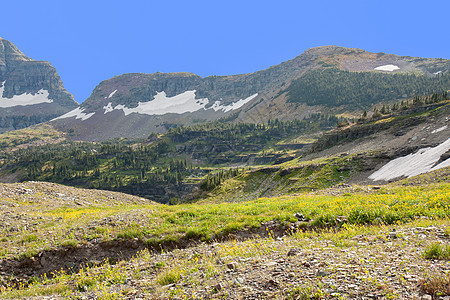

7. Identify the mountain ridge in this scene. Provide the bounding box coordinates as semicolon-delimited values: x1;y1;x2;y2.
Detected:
50;45;449;141
0;37;78;133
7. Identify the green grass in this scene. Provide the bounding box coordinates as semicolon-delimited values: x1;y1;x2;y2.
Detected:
156;269;181;285
1;177;450;261
423;243;450;260
0;124;64;153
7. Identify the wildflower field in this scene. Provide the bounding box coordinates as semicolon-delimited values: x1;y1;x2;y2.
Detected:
0;176;449;299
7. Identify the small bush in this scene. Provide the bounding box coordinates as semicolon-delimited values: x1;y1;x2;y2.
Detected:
222;222;244;235
61;239;79;247
156;269;181;286
185;228;208;240
117;228;143;239
286;284;325;299
419;273;450;296
76;276;96;291
145;237;163;248
21;234;38;243
424;243;450;260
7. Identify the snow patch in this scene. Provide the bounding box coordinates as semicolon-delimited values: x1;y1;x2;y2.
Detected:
0;81;52;108
374;64;400;72
432;125;447;134
369;138;450;181
119;91;208;116
103;102;114;114
103;90;258;116
108;90;117;99
210;94;258;112
52;107;95;121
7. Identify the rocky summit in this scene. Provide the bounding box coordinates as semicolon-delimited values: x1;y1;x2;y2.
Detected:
51;45;450;141
0;37;77;133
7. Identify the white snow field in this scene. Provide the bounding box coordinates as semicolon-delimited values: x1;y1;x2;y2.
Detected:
103;102;114;114
369;137;450;181
52;107;95;121
210;94;258;113
102;90;258;116
108;89;117;99
374;64;400;72
0;81;52;108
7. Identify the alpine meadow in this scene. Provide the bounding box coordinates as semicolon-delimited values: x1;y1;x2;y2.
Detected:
0;5;450;299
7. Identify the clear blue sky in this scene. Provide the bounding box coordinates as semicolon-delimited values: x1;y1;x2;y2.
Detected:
1;0;449;103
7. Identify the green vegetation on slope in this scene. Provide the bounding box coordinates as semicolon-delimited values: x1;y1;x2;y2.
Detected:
202;153;375;203
286;68;450;107
1;176;449;261
0;116;340;203
312;95;450;153
0;124;64;155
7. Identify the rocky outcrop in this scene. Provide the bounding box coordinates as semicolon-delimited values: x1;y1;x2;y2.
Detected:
0;37;78;133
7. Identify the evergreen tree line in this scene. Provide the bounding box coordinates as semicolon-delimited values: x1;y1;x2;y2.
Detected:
359;91;450;121
287;68;450;108
3;116;343;201
200;168;241;191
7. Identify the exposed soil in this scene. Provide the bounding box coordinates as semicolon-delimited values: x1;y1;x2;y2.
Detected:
0;220;294;285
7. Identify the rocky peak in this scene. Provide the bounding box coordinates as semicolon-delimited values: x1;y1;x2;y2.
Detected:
0;37;78;133
0;37;33;68
303;45;366;56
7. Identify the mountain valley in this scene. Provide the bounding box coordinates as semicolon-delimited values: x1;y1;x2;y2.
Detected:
0;41;449;299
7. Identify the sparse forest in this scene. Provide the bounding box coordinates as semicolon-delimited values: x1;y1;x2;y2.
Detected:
287;68;450;107
1;115;341;203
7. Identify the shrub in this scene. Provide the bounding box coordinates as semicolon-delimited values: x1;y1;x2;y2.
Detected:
419;273;450;296
424;243;450;260
156;269;181;285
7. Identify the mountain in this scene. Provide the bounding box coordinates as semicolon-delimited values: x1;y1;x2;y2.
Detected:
51;45;450;141
0;37;78;133
2;92;449;204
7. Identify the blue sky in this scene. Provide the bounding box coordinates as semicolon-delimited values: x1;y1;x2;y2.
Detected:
1;0;449;103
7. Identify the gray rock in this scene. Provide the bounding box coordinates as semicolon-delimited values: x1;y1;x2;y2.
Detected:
40;256;47;267
421;295;432;300
227;262;238;270
287;248;299;256
265;261;278;267
388;232;398;239
294;213;308;221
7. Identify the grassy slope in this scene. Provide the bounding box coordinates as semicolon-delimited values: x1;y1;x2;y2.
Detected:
1;169;449;261
1;169;449;298
0;124;65;155
201;152;376;203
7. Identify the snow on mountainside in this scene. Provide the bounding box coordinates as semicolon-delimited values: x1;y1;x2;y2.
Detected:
52;107;95;121
369;137;450;181
374;64;400;72
0;37;77;133
57;90;259;120
50;45;450;141
0;81;52;108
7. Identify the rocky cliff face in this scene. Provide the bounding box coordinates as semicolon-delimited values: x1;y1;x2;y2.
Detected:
0;37;77;133
52;45;450;141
